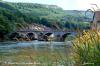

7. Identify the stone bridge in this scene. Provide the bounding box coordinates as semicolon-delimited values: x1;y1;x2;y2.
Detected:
9;30;77;41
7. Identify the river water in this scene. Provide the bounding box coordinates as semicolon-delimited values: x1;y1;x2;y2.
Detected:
0;41;72;53
0;41;73;66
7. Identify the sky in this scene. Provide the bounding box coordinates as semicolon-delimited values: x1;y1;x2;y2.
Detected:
3;0;100;10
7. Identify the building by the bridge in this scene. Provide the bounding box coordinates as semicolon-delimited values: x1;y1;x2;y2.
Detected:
91;10;100;31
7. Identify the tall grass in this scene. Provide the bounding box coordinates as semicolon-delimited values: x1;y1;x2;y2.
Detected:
72;30;100;66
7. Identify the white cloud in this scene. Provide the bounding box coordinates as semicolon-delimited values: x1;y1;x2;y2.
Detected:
75;0;100;10
57;0;100;10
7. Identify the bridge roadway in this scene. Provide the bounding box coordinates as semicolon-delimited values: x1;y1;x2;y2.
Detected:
16;30;71;33
16;30;74;36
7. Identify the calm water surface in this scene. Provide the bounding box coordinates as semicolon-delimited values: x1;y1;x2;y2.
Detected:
0;41;72;53
0;41;73;66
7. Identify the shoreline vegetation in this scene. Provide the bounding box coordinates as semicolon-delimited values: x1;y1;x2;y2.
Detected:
72;30;100;66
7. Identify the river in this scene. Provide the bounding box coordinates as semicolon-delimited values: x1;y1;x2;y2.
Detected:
0;41;73;66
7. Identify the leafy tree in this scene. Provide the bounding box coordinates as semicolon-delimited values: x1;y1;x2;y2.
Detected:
0;15;13;33
40;18;50;27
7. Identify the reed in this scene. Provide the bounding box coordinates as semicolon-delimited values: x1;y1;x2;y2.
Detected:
72;30;100;66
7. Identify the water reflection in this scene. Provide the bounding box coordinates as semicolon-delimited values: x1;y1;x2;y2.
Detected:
0;41;72;54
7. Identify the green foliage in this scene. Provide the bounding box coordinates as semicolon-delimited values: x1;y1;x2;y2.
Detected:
0;15;12;33
0;1;91;40
10;2;65;19
8;2;91;29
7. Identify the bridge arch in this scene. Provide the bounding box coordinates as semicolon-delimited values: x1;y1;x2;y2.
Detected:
61;32;71;41
26;32;38;40
9;32;24;40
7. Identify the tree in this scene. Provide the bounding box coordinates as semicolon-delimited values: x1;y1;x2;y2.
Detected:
40;18;50;27
0;15;13;33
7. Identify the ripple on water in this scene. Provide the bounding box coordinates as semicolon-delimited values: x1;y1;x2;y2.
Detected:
0;41;72;54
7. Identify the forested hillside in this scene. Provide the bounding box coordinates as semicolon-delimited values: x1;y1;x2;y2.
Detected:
0;1;92;40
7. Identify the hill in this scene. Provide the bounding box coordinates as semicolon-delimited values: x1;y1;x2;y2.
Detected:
0;2;91;40
9;2;91;28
